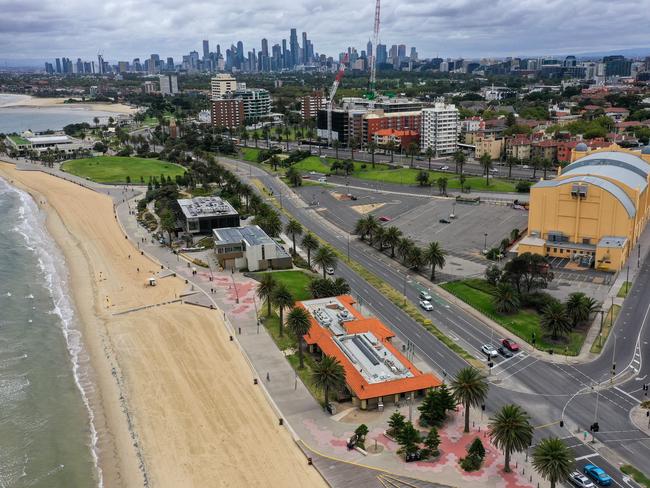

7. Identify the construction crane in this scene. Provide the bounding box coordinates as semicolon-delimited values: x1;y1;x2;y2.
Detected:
367;0;381;100
327;53;348;146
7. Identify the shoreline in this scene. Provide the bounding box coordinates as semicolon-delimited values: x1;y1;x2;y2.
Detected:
0;93;137;114
0;161;327;487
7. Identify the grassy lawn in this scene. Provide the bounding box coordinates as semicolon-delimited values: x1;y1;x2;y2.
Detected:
292;156;331;173
241;147;261;162
441;279;586;355
254;270;314;302
621;465;650;488
61;156;185;184
617;282;631;298
8;135;30;145
590;304;620;354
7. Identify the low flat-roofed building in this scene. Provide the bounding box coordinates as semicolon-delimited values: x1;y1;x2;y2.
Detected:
213;225;292;272
300;295;441;410
177;197;240;234
6;133;90;155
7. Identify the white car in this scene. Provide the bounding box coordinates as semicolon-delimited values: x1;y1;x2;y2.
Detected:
568;471;595;488
481;344;498;358
325;266;335;275
440;165;450;171
419;290;432;301
318;177;327;183
419;300;433;311
489;168;499;173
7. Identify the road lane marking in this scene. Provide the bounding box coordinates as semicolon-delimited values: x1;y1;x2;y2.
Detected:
614;386;640;403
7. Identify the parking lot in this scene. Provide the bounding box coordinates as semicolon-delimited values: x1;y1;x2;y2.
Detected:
390;199;530;257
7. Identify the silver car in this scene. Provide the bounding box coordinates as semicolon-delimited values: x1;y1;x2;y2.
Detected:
481;344;498;358
419;300;433;311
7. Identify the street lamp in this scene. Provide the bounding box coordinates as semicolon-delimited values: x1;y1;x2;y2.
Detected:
483;233;488;254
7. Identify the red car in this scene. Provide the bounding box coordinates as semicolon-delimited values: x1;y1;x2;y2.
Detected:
501;338;520;352
379;216;391;222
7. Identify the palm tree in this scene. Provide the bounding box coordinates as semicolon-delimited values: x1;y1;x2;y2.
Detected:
541;158;553;179
565;292;592;328
257;273;277;316
406;142;419;168
354;215;378;242
436;177;448;196
531;437;575;488
397;237;414;264
283;125;291;151
285;219;303;254
408;246;426;271
451;367;489;433
384;226;403;258
301;233;319;267
272;283;294;337
252;131;260;147
312;354;346;408
493;283;521;313
332;139;341;159
349;136;358;160
426;147;435;171
480;153;493;186
286;166;302;187
424;242;446;281
506;156;517;178
385;140;398;163
531;156;541;179
368;141;377;168
286;306;312;368
489;404;534;473
313;245;337;279
541;302;571;340
453;150;466;174
372;226;386;250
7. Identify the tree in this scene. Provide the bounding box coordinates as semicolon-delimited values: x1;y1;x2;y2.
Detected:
397;237;414;264
433;177;446;196
354;424;369;448
424;242;446;281
253;212;282;237
342;159;354;176
287;306;312;368
286;219;303;254
301;232;319;267
349;136;358;161
485;264;502;286
332;139;341;159
257;273;277;316
451;367;489;433
313;245;337;279
565;292;596;328
354;215;379;242
312;354;345;408
422;427;441;458
489;404;534;473
468;437;486;459
368;141;377;168
396;421;421;456
541;302;571;340
510;228;520;242
272;283;294;337
480;153;493;186
160;210;176;247
408;246;426;271
541;158;553;179
453;150;466;174
493;283;521;313
531;156;541;179
309;277;350;298
416;170;430;186
384;226;403;258
286;166;302;187
418;384;456;427
503;253;553;294
461;437;486;471
407;142;419;168
531;437;575;488
372;226;386;250
387;411;406;437
506;156;517;178
426;147;435;171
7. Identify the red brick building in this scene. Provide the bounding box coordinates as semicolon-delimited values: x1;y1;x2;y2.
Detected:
211;99;245;129
364;111;421;145
372;129;420;149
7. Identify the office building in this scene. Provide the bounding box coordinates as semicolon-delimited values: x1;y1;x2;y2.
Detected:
176;197;240;234
143;81;157;94
213;225;292;272
517;145;650;271
210;73;237;100
300;296;441;410
420;102;460;155
159;74;179;96
289;28;299;68
211;99;245;128
301;93;326;119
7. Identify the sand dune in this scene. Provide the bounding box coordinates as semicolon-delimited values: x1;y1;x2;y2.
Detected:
0;163;325;488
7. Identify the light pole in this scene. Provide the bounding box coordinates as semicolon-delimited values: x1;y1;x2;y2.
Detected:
483;232;488;254
611;332;617;379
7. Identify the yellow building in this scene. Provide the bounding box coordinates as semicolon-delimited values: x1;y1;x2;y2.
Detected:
475;135;504;160
518;144;650;271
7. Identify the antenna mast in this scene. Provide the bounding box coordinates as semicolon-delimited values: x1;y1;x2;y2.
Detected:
368;0;380;98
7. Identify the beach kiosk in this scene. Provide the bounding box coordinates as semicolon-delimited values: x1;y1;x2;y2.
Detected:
148;276;157;287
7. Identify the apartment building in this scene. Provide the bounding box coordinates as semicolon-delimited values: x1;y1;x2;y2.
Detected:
420;102;460;155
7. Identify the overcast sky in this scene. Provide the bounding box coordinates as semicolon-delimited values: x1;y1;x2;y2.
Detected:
1;0;650;62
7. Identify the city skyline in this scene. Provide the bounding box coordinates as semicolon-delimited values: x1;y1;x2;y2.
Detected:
2;0;650;63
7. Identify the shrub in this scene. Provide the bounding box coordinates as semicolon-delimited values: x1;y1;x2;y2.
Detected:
520;291;559;313
468;437;486;459
460;453;483;471
292;253;311;270
485;264;502;286
360;163;367;169
516;181;532;193
486;248;501;261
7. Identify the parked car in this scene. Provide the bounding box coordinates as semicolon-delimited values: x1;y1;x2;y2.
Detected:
420;300;433;311
405;450;422;462
440;165;450;171
583;464;612;486
569;471;595;488
419;290;432;301
439;218;451;224
379;216;391;222
498;346;514;358
317;177;327;183
325;266;335;275
501;338;520;352
481;344;498;358
490;168;499;173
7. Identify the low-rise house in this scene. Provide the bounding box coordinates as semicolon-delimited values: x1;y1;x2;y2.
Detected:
213;225;292;272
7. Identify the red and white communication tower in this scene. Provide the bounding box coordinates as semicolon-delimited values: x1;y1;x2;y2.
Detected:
368;0;381;98
327;53;349;145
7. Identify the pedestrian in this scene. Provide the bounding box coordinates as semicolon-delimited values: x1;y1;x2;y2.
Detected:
266;372;270;382
137;267;140;272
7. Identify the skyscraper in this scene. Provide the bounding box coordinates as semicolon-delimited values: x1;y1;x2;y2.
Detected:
236;41;244;68
377;44;387;65
302;32;308;63
289;28;299;68
282;39;288;69
202;40;210;60
97;54;104;75
367;40;373;59
55;58;62;73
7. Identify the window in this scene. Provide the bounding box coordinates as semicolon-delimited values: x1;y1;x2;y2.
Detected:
559;249;563;253
582;238;591;245
553;247;557;252
546;247;550;252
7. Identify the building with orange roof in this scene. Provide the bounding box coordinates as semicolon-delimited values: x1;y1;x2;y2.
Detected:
299;296;441;410
371;128;419;150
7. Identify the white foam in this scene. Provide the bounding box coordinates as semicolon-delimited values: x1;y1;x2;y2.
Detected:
0;177;103;488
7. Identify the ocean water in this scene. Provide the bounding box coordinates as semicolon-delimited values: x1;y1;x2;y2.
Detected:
0;176;99;487
0;94;114;134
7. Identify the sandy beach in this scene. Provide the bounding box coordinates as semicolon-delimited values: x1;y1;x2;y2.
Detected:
0;94;137;114
0;162;326;488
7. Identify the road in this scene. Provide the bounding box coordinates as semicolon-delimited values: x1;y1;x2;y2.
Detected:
224;156;650;486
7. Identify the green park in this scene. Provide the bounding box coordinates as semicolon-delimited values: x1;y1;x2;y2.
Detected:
61;156;186;184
